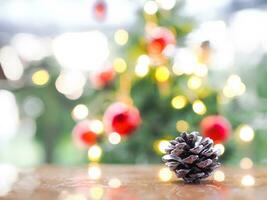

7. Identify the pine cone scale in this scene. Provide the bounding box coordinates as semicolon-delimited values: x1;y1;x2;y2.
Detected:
162;132;220;183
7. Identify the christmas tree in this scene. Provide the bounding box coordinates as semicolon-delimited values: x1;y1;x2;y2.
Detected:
0;0;258;168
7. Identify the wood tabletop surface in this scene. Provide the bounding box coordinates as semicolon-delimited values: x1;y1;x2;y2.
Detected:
2;164;267;200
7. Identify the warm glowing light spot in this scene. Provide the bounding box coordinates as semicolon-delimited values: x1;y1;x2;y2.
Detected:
108;132;121;145
144;1;158;15
213;170;225;182
241;175;255;187
90;120;104;134
157;140;169;154
138;55;150;66
108;178;121;188
155;66;170;82
187;76;202;90
239;124;254;142
113;58;127;73
171;96;187;109
71;104;89;121
176;120;189;132
135;64;149;77
240;157;253;170
89;186;104;200
214;144;225;156
192;100;206;115
223;74;246;98
88;145;102;162
114;29;129;46
88;165;102;180
158;167;173;182
32;70;49;86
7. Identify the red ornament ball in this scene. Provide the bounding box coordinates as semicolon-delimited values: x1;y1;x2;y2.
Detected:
103;102;141;136
93;0;107;21
73;120;98;148
91;66;115;89
147;27;176;55
200;115;231;143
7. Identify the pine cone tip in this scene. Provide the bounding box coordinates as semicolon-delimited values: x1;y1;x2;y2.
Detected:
162;131;220;183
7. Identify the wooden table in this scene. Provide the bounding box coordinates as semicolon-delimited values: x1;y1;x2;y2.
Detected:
2;165;267;200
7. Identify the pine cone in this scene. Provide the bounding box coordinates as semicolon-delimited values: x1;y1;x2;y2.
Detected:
162;131;220;183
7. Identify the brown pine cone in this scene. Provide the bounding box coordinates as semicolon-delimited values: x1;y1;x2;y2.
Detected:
162;131;220;183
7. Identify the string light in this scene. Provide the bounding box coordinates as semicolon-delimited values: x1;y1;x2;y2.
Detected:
89;186;104;200
108;178;121;188
176;120;189;132
156;0;176;10
156;140;169;154
155;66;170;82
88;165;102;180
71;104;89;121
135;64;149;77
32;69;49;86
88;145;102;162
113;58;127;73
144;1;158;15
241;175;255;187
187;76;202;90
213;170;225;182
171;95;187;109
90;120;104;135
223;74;246;98
114;29;129;46
158;167;172;182
192;100;207;115
240;157;253;169
214;144;225;155
108;132;121;145
238;124;254;142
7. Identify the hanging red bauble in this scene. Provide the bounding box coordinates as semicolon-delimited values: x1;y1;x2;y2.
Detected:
93;0;107;21
147;27;176;56
103;102;141;136
72;120;98;148
91;66;115;89
200;115;231;143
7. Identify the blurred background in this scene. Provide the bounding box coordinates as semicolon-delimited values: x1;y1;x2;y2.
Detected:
1;0;267;170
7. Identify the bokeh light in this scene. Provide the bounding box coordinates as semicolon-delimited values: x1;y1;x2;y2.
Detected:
88;145;102;162
89;186;104;200
108;132;121;145
158;167;172;182
240;157;253;169
144;1;158;15
90;120;104;135
171;95;187;109
114;29;129;46
192;100;207;115
241;175;255;187
238;124;255;142
88;165;102;180
176;120;189;132
214;143;225;155
113;57;127;73
108;178;121;188
155;66;170;82
71;104;89;121
187;76;202;90
213;170;225;182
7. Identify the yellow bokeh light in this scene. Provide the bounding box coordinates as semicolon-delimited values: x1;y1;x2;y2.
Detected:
89;186;104;200
158;167;172;182
187;76;202;90
144;0;158;15
108;132;121;145
214;144;225;156
213;170;225;182
171;95;187;109
176;120;189;132
88;145;102;162
135;64;149;77
113;58;127;73
71;104;89;121
114;29;129;46
88;165;102;180
241;175;255;187
90;120;104;135
32;69;49;86
240;157;253;170
239;124;254;142
155;66;170;82
223;74;246;98
157;140;169;154
108;178;121;188
192;100;207;115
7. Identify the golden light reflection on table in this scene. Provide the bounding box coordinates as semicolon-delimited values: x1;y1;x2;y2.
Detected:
158;167;173;182
88;165;102;180
241;175;255;187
